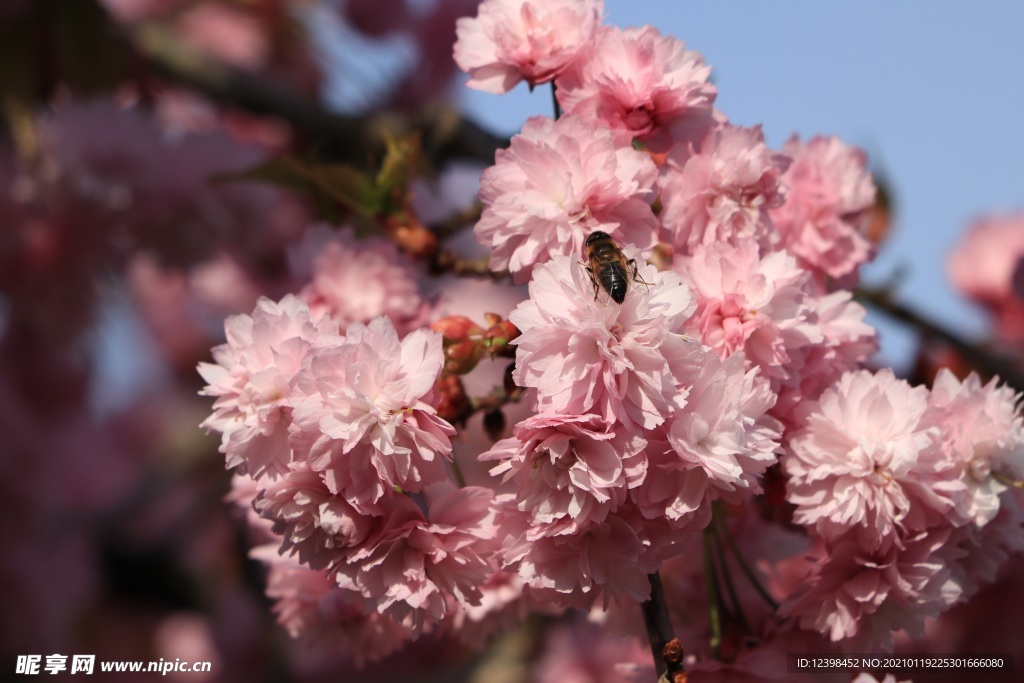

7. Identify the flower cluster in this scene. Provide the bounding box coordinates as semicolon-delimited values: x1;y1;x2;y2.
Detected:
201;295;499;637
782;368;1024;647
190;0;1024;671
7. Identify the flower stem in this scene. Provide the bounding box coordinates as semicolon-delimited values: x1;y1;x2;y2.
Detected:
702;528;722;659
639;571;683;680
550;81;562;119
710;517;749;632
714;506;779;611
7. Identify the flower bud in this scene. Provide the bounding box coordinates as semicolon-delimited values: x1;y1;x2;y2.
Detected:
434;375;469;423
430;315;483;343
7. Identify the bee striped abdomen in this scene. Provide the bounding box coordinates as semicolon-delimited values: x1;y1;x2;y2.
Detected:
598;259;628;304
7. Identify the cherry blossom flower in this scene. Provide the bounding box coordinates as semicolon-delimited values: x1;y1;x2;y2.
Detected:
927;369;1024;527
474;114;659;283
292;226;431;336
782;530;961;650
770;135;877;285
482;413;647;537
333;486;498;626
659;124;789;255
253;462;374;570
288;317;455;513
784;369;968;551
948;213;1024;344
199;295;339;480
496;503;660;608
638;351;781;530
677;241;822;384
257;550;411;665
555;25;717;152
508;248;695;430
453;0;603;94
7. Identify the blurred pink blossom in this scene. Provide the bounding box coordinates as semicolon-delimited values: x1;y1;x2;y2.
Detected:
293;226;432;336
475;114;659;283
948;213;1024;344
454;0;603;94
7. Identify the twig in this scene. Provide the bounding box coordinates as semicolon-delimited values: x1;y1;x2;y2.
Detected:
640;572;683;680
126;24;509;166
856;285;1024;392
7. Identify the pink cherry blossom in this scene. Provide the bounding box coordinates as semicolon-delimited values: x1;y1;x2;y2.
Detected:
198;295;339;480
948;213;1024;344
782;529;961;650
482;413;647;537
773;289;878;425
927;369;1024;527
784;369;968;551
638;351;781;530
497;503;659;609
453;0;603;94
508;248;696;430
253;462;374;570
770;134;877;285
257;550;411;665
293;226;431;336
677;241;822;384
333;486;498;626
474;114;659;283
555;25;716;152
659;124;789;255
288;317;455;512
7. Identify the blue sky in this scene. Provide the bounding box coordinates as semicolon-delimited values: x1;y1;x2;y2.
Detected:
457;1;1024;369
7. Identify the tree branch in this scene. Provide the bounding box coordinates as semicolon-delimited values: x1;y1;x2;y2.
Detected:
640;572;685;682
856;285;1024;392
126;24;509;166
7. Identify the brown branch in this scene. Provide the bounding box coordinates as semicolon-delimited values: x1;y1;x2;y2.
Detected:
856;285;1024;392
641;572;684;682
126;24;509;166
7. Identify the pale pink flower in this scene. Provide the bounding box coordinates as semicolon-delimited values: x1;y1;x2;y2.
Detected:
781;530;962;650
482;413;647;537
784;369;968;551
555;25;716;152
927;369;1024;527
253;462;374;570
659;124;789;255
677;241;822;384
453;0;603;94
497;503;658;608
447;568;533;649
257;550;411;665
288;317;455;512
293;226;431;336
174;2;269;70
639;352;781;529
770;135;877;284
334;486;498;626
947;492;1024;595
773;289;877;425
533;621;653;683
509;249;696;430
948;214;1024;344
199;295;339;480
475;114;659;283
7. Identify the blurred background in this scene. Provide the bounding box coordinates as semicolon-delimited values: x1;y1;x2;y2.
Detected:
2;1;1023;682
